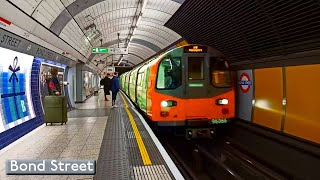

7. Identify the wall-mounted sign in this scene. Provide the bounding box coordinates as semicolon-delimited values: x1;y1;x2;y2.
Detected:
92;47;108;53
239;73;252;93
0;28;74;66
92;47;128;54
106;66;115;73
108;48;128;55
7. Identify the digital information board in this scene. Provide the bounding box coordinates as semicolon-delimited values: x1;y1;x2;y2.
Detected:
0;47;35;133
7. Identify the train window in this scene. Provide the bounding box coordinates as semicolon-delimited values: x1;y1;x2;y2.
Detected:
156;57;182;89
210;57;232;87
137;73;142;85
188;57;204;80
137;73;144;86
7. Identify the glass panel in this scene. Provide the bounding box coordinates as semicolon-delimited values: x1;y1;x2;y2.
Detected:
188;57;204;80
210;57;232;87
137;73;142;85
156;57;182;89
140;73;144;86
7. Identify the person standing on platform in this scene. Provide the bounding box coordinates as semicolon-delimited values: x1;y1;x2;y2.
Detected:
103;73;112;101
48;67;61;96
111;72;120;107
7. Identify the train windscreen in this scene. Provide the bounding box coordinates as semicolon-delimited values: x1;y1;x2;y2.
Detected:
156;57;182;89
210;57;232;87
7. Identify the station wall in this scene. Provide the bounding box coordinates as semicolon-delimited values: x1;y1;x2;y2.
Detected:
236;65;320;143
67;67;76;108
0;28;75;149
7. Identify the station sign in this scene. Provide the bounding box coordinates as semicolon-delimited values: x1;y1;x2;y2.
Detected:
109;48;128;55
106;66;115;73
92;47;108;53
92;47;128;54
239;73;252;93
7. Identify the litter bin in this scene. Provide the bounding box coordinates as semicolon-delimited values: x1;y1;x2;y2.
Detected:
44;96;68;125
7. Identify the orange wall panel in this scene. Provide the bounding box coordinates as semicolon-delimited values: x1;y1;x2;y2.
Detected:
253;68;283;130
285;65;320;143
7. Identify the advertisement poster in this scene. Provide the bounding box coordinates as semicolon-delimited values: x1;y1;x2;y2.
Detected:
0;47;35;133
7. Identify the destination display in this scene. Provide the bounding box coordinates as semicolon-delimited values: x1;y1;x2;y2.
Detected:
184;45;208;53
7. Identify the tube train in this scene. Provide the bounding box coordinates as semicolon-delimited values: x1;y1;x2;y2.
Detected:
120;44;235;132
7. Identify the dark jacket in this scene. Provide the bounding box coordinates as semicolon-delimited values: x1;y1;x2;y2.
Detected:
111;77;120;92
104;77;112;91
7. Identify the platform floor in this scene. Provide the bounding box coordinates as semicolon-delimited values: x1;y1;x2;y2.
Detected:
0;91;183;180
0;92;110;180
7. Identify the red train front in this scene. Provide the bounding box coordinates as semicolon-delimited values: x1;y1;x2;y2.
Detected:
120;45;235;137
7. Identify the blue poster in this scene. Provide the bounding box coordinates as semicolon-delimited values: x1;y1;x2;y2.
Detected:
1;56;28;124
0;47;35;133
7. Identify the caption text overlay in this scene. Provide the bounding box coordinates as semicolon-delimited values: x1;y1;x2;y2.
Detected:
6;160;96;175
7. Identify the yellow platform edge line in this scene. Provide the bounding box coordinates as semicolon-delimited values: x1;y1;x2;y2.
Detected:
120;93;152;165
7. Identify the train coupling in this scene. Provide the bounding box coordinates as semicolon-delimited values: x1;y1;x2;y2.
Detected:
185;128;215;139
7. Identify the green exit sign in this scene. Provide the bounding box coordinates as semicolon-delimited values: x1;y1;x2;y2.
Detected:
92;47;108;53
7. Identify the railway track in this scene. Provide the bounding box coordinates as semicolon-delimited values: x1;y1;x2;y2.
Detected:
158;130;288;180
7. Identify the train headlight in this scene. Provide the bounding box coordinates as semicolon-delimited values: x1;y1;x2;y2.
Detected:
161;100;177;107
161;101;168;107
216;99;228;105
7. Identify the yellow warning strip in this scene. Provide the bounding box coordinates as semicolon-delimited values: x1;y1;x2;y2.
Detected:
120;93;152;165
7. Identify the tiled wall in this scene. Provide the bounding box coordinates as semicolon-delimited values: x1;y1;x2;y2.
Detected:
0;58;44;149
236;65;320;143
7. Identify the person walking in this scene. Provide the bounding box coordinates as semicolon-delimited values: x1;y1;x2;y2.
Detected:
111;72;120;107
103;74;112;101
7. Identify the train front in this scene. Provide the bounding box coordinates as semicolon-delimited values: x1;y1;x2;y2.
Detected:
151;45;235;137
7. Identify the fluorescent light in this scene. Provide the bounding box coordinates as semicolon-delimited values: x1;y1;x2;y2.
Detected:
136;15;142;25
132;27;137;36
141;0;148;14
118;57;124;65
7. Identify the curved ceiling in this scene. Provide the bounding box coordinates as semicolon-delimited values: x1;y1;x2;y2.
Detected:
166;0;320;68
9;0;185;70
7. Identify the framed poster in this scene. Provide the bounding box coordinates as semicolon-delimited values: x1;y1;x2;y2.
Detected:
0;47;35;133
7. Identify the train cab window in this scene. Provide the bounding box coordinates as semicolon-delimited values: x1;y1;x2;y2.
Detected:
210;57;232;87
188;57;204;80
156;57;182;89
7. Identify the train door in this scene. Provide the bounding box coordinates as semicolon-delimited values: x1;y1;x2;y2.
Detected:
184;54;209;98
183;53;210;120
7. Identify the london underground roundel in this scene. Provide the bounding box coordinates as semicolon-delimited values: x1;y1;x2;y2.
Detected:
239;73;252;93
